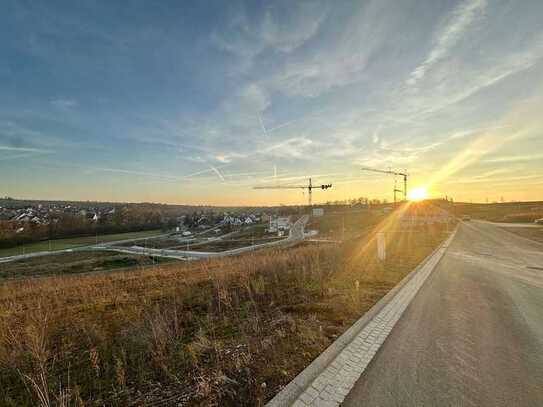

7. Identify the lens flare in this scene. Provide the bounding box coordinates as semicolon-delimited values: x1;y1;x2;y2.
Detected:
408;187;428;201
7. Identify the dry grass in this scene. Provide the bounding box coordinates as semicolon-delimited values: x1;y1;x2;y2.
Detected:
498;226;543;244
0;211;450;406
455;202;543;223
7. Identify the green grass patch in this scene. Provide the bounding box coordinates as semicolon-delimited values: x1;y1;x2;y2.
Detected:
0;250;178;280
0;229;163;258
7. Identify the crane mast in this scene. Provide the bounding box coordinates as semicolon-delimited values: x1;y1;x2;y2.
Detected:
361;167;408;203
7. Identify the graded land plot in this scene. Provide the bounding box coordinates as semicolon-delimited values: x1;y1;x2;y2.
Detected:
0;209;452;406
114;237;190;249
0;250;177;280
116;224;276;251
0;229;163;258
191;237;284;252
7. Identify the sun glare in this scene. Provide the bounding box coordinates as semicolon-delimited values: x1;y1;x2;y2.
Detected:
408;187;429;201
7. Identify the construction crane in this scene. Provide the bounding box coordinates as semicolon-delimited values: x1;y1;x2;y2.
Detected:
361;167;408;203
253;178;332;206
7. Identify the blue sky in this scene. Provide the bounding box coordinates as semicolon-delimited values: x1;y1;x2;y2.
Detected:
1;0;542;205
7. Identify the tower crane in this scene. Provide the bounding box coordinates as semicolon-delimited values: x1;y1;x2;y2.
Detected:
253;178;332;206
361;167;408;203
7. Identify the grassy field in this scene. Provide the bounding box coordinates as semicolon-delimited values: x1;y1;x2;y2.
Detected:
0;251;177;280
454;202;543;223
498;226;543;244
0;229;163;258
307;209;384;240
0;207;452;406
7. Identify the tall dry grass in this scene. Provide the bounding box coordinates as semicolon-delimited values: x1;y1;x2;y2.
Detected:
0;221;449;406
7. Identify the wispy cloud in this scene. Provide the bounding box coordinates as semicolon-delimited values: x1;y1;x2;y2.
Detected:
50;98;78;109
446;173;542;185
484;153;543;163
0;146;53;153
425;98;541;189
210;2;327;73
371;125;381;145
407;0;487;86
3;1;543;203
418;45;543;115
0;145;54;162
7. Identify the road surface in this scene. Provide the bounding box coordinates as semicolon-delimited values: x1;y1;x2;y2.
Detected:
343;220;543;407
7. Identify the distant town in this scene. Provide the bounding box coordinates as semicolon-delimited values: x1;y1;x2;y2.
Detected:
0;195;408;251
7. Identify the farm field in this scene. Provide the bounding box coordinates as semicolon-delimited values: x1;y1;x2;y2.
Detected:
0;207;452;406
0;229;163;258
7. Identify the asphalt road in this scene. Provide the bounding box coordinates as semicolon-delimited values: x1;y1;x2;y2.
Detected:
343;220;543;407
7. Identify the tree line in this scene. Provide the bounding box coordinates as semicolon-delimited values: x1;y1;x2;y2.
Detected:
0;207;176;249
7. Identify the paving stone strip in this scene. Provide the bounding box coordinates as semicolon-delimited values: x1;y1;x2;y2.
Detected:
268;229;457;407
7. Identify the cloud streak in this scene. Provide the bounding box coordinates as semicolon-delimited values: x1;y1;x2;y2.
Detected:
0;146;53;153
407;0;487;86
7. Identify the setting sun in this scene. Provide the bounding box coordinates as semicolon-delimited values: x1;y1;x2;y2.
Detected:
408;187;429;201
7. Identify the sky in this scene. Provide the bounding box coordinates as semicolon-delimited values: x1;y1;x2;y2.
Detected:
1;0;542;205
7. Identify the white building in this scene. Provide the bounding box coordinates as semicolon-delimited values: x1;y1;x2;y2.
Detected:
268;216;291;232
312;208;324;217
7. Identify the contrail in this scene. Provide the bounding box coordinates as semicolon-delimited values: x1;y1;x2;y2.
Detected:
55;161;230;182
267;118;299;133
258;112;268;137
0;146;53;153
210;165;225;182
178;164;230;180
0;152;46;161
